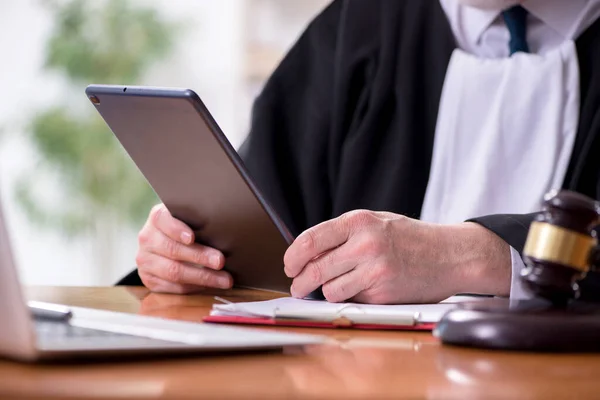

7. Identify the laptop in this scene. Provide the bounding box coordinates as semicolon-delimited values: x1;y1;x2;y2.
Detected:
0;192;323;362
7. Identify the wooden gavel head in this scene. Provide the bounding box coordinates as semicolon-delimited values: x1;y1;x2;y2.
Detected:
521;190;600;305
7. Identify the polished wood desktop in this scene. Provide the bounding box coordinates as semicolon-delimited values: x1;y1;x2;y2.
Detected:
1;286;599;399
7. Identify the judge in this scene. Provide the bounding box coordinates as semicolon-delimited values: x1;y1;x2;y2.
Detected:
128;0;600;304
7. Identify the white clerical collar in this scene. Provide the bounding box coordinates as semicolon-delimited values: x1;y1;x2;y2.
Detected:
451;0;593;46
524;0;594;40
458;5;498;46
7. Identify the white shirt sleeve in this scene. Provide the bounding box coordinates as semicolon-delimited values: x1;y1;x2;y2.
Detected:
509;246;534;300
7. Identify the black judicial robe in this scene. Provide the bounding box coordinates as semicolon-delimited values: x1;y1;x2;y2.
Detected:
120;0;600;298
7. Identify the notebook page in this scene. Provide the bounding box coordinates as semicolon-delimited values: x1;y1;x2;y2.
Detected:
211;295;485;323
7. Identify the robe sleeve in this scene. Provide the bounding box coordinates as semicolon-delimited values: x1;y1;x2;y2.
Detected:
237;0;343;236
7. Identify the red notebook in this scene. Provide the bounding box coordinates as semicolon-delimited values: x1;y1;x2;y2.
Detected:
201;296;462;331
203;314;436;331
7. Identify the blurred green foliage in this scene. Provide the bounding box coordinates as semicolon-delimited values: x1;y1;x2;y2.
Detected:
17;0;178;236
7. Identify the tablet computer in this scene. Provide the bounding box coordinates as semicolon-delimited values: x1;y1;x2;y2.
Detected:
85;85;296;293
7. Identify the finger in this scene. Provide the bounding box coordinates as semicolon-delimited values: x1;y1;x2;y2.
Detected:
351;291;374;304
149;204;195;245
290;246;356;299
147;231;225;270
320;267;369;303
351;284;386;304
139;253;233;289
284;217;350;278
140;273;206;294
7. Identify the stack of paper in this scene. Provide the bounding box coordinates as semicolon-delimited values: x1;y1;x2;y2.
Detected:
205;295;485;330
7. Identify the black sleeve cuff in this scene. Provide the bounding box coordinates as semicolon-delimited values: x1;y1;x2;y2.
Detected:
468;213;600;302
466;213;539;254
115;269;143;286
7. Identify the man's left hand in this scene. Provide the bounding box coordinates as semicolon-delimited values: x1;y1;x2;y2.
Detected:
284;210;511;304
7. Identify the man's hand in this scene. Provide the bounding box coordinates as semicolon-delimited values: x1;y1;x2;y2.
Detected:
284;210;511;304
136;204;233;294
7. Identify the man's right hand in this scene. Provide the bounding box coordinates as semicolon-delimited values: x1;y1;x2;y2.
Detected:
136;204;233;294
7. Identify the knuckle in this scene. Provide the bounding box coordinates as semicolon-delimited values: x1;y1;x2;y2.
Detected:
149;204;164;224
140;272;158;290
371;261;393;283
170;284;192;295
322;282;343;303
203;273;220;288
352;265;379;294
381;217;394;234
300;229;317;252
355;234;384;257
344;209;372;224
360;289;385;304
196;268;220;288
308;261;325;284
193;250;209;266
165;261;184;283
323;251;336;267
137;228;151;247
365;265;380;288
339;211;356;226
369;237;385;255
135;252;147;267
283;250;293;270
163;238;180;259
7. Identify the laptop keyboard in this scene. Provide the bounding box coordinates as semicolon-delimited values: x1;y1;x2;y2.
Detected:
35;320;138;340
33;319;193;353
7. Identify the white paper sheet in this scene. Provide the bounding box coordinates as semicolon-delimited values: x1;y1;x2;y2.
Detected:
211;295;486;324
31;301;324;348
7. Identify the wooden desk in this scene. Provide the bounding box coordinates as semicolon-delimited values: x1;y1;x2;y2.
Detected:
1;287;599;399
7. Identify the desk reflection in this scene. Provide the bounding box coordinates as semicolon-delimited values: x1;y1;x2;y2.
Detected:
135;288;283;323
135;288;600;399
432;347;600;399
138;291;208;323
11;287;600;400
283;340;441;399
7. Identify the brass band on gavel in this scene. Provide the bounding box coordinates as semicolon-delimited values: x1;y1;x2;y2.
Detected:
524;222;597;273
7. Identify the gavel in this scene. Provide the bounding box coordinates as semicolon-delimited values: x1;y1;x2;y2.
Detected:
521;190;600;305
436;191;600;352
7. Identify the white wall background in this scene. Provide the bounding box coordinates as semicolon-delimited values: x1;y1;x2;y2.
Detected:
0;0;328;286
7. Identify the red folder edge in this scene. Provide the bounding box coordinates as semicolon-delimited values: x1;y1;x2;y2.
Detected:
203;315;436;331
